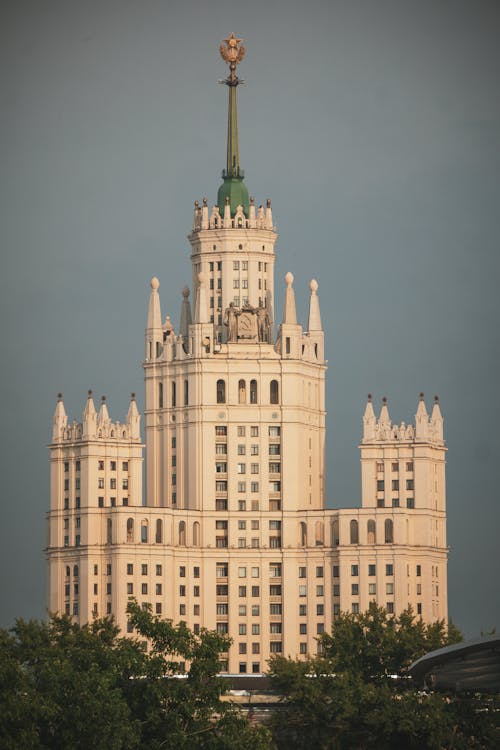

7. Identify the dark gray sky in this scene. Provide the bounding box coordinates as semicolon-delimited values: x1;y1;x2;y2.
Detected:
1;0;499;637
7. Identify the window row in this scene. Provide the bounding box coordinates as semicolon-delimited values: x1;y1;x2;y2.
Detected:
376;462;414;473
215;425;281;437
216;379;279;405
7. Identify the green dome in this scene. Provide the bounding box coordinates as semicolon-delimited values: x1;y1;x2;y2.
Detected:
217;175;249;217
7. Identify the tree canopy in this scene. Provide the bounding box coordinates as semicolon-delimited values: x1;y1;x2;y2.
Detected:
269;604;497;750
0;601;271;750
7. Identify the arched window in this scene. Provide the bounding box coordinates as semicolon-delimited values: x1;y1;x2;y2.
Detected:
193;521;200;546
216;379;226;404
238;379;246;404
155;519;163;543
159;382;163;408
66;566;70;577
184;379;188;406
141;520;148;543
179;521;186;546
299;521;307;547
127;518;134;543
107;518;112;544
270;380;279;404
250;379;258;404
171;381;176;407
331;520;339;546
384;519;394;544
73;565;79;578
315;521;324;546
350;519;359;544
367;519;376;544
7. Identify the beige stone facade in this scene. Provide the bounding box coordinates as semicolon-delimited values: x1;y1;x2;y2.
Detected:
46;40;448;674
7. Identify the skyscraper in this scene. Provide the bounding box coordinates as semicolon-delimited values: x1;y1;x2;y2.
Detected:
47;35;448;673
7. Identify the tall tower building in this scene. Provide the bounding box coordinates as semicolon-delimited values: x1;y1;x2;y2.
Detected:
47;35;448;673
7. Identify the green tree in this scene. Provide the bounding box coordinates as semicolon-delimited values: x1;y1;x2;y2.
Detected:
0;605;272;749
269;605;496;750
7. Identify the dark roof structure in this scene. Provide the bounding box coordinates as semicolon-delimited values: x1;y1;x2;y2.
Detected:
409;635;500;693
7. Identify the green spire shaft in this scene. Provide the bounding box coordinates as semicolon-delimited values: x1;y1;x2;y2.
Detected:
226;83;240;177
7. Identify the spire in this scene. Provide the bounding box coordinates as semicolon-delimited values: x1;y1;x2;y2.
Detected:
82;389;97;439
217;34;249;216
379;396;391;426
147;277;162;330
97;395;110;427
415;392;429;439
283;272;297;324
52;393;67;441
127;392;141;440
307;279;322;331
431;395;444;441
194;272;209;324
179;286;192;337
362;394;376;441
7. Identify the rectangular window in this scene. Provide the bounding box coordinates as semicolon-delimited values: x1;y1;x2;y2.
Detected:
368;564;376;576
406;479;414;490
407;498;415;508
216;499;228;510
251;482;259;492
179;585;186;596
369;583;376;595
237;463;246;474
238;566;247;578
238;499;246;510
215;481;227;491
386;583;394;595
351;584;359;595
251;586;260;597
316;566;324;578
316;585;324;596
215;426;227;436
270;642;283;653
416;565;421;577
406;462;414;472
216;585;228;596
250;426;259;436
156;583;162;595
238;520;247;530
377;480;384;491
156;565;162;576
333;566;339;578
392;480;399;491
351;565;358;576
141;583;148;595
238;586;247;597
299;585;307;597
386;564;393;576
251;463;259;474
269;444;281;455
98;478;104;489
216;444;227;455
333;584;340;596
239;624;247;635
391;462;398;472
387;602;394;614
269;564;281;578
110;478;116;489
352;603;359;614
268;426;281;437
376;462;384;472
141;564;148;575
237;426;246;437
110;461;116;471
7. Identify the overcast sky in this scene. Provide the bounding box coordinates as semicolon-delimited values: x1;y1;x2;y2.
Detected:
1;0;499;637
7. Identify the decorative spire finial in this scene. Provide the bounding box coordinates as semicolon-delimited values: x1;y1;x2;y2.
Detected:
220;33;245;83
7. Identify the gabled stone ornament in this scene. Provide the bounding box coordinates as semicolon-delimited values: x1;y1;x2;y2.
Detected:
52;393;67;441
431;395;444;441
97;395;110;428
307;279;322;332
82;389;97;439
415;392;429;439
127;393;141;440
363;394;376;441
282;272;297;325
